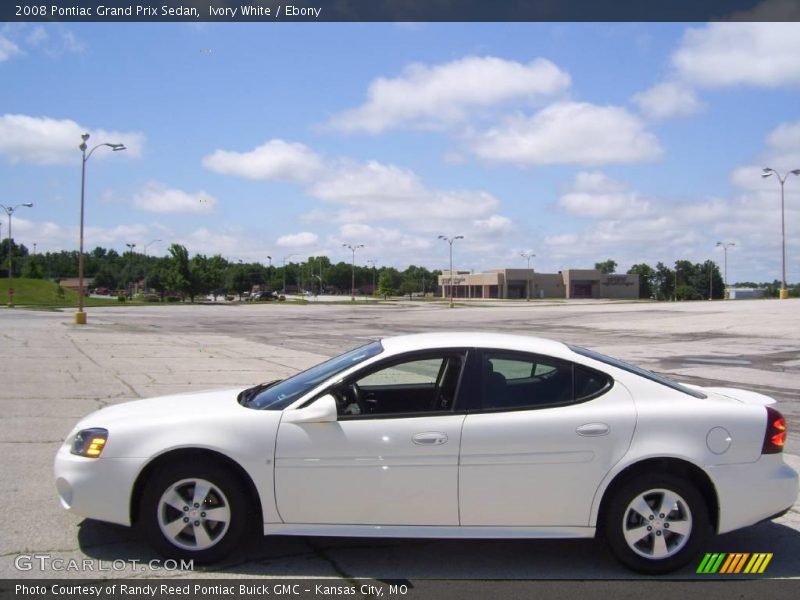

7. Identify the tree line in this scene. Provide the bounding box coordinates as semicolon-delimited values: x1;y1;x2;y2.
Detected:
0;240;442;301
594;258;798;300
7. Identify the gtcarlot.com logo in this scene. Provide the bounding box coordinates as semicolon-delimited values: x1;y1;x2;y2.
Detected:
696;553;773;574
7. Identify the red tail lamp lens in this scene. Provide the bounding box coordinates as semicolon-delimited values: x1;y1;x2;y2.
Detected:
762;407;787;454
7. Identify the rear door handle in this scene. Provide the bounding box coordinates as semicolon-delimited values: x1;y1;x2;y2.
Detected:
576;423;610;437
412;432;448;445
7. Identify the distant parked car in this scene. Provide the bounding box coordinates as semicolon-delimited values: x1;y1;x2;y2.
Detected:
54;333;798;572
94;287;111;295
252;291;277;301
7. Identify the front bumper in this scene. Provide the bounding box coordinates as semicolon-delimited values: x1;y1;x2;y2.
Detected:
54;445;144;527
709;454;799;534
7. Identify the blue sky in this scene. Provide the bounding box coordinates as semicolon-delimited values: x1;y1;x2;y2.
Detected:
0;22;798;283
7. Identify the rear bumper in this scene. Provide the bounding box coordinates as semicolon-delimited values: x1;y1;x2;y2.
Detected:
708;454;799;534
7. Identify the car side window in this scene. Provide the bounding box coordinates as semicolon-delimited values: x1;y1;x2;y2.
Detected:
574;365;611;400
336;353;466;418
482;353;574;410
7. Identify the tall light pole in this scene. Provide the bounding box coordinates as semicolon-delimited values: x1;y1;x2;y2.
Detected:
762;168;800;299
1;203;34;307
76;133;126;324
143;238;161;293
520;250;536;301
282;254;299;294
367;259;376;297
126;243;137;297
438;235;463;308
716;241;735;297
342;243;364;301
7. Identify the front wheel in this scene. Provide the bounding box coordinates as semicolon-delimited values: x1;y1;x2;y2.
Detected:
140;463;252;563
604;474;711;574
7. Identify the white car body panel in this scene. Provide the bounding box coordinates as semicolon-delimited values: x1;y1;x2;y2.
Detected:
275;415;466;525
459;381;636;526
56;388;282;527
53;332;798;555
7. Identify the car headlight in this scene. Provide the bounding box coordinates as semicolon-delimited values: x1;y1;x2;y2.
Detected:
71;428;108;458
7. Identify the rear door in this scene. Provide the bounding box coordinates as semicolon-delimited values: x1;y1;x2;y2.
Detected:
458;351;636;527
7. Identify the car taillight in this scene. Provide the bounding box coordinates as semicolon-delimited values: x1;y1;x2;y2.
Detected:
762;407;787;454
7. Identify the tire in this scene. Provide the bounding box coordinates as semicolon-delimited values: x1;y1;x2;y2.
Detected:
603;473;711;574
139;462;253;563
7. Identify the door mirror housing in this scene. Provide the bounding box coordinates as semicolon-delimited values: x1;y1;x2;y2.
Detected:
283;394;338;424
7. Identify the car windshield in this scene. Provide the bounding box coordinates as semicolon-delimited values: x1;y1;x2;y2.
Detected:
246;341;384;410
568;345;707;399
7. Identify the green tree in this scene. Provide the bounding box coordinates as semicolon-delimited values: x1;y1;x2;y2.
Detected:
594;259;617;274
377;270;397;298
21;255;45;279
0;239;29;276
627;263;655;299
653;262;674;301
165;244;192;301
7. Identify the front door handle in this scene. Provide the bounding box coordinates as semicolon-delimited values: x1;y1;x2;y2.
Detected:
412;432;448;445
576;423;610;437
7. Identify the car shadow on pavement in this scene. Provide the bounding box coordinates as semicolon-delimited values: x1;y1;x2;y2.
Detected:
76;518;800;580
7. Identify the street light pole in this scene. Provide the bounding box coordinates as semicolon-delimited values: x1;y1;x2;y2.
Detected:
1;203;34;307
716;241;735;297
126;243;136;297
143;238;161;293
762;168;800;299
520;250;536;301
342;243;364;301
76;133;126;324
438;235;464;308
282;254;299;295
367;259;376;298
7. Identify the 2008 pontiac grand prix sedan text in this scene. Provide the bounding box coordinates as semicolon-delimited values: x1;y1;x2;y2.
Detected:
54;333;798;573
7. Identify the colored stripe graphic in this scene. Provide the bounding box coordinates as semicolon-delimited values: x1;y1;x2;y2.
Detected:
698;553;773;574
743;553;773;574
719;553;749;574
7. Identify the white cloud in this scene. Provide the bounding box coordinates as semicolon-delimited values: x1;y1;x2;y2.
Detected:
0;114;144;165
132;182;217;214
203;139;323;182
558;172;653;219
631;81;705;120
310;160;501;232
470;102;663;166
473;215;513;234
672;23;800;88
1;25;85;60
731;120;800;191
327;56;570;133
26;27;48;46
276;231;319;248
0;34;22;62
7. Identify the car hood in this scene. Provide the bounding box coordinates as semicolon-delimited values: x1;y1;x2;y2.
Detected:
74;388;247;430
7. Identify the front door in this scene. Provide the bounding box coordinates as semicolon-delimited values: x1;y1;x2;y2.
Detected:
274;351;468;525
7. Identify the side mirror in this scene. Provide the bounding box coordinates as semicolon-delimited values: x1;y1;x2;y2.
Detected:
282;394;338;424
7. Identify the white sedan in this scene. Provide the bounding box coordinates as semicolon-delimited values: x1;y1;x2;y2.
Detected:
54;332;798;573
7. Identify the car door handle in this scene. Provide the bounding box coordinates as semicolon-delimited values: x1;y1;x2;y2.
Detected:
412;432;448;446
576;423;610;437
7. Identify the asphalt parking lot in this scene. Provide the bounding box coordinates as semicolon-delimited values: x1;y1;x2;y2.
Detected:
1;298;798;583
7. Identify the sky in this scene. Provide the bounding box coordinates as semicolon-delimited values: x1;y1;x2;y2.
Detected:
0;21;798;283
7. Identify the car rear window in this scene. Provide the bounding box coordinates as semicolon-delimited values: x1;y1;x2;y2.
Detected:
569;345;707;399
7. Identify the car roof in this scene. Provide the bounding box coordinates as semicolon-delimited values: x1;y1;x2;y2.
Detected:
380;332;573;359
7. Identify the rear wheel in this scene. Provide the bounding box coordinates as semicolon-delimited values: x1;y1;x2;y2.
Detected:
140;462;252;563
604;474;710;574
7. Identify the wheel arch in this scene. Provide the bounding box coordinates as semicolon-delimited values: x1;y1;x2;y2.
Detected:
595;457;720;533
129;448;264;527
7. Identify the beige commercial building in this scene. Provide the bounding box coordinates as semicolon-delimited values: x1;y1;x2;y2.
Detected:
438;268;639;300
